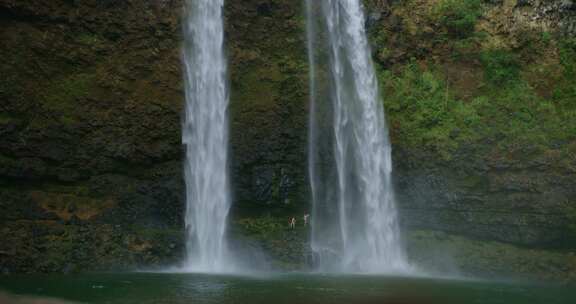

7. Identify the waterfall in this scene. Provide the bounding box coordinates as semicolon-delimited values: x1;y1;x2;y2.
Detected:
306;0;412;273
181;0;233;272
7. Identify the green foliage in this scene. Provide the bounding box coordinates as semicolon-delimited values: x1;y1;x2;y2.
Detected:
234;216;307;270
380;58;576;159
477;82;574;148
408;229;576;279
236;216;286;238
541;31;553;45
552;38;576;116
480;49;520;85
434;0;483;38
450;31;487;60
380;64;481;159
559;38;576;78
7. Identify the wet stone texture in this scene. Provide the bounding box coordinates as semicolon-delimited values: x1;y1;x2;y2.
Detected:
0;0;575;281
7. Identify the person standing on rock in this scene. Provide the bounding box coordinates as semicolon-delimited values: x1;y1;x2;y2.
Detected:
303;214;310;227
289;217;296;229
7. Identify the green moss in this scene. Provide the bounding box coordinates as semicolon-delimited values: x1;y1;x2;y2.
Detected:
553;38;576;113
233;216;308;270
380;63;481;159
480;49;520;85
379;52;576;159
232;64;280;109
76;33;105;47
559;38;576;77
235;216;286;238
407;230;576;281
478;82;575;148
566;207;576;238
541;31;553;45
433;0;483;38
41;74;95;124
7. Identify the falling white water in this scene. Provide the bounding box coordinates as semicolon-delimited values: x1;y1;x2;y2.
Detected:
306;0;412;273
181;0;233;272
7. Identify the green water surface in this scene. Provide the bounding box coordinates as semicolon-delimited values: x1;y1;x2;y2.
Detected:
0;272;574;304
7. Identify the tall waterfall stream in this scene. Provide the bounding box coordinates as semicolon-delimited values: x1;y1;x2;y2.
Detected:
306;0;413;273
181;0;233;272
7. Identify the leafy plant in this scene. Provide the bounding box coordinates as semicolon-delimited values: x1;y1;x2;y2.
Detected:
541;31;552;45
552;38;576;112
559;38;576;78
434;0;483;38
480;49;520;85
380;64;481;159
379;58;576;159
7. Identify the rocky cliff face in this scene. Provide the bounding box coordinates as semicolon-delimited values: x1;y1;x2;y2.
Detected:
0;0;186;273
366;0;576;249
0;0;308;273
0;0;575;280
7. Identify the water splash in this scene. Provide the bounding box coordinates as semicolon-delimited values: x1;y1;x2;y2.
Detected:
306;0;413;273
181;0;233;273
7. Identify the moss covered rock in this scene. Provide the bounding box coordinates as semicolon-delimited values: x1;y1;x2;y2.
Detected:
0;0;575;282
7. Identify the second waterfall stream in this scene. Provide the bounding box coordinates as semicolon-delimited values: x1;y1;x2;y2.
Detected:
306;0;413;273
